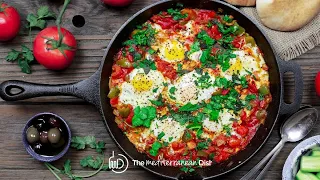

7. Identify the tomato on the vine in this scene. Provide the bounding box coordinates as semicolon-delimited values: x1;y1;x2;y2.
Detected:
0;3;21;41
33;27;77;70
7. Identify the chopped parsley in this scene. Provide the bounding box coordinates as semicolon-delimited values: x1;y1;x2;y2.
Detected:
157;132;165;140
179;102;202;112
169;86;176;94
124;25;157;47
223;125;232;136
167;8;188;20
197;30;215;47
149;94;164;106
195;72;213;89
134;59;157;74
169;137;173;142
188;41;201;56
132;106;157;128
196;140;210;150
149;141;162;156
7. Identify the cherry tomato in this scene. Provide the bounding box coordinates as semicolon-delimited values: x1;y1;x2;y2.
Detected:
101;0;134;7
316;72;320;97
33;27;77;70
0;3;20;41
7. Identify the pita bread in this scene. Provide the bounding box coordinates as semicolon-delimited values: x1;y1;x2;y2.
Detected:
256;0;320;31
225;0;256;6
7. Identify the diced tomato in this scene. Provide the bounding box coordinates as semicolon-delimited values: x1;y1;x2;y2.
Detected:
260;100;267;108
232;36;245;49
110;97;119;107
240;110;247;121
156;59;177;80
236;126;249;137
125;105;134;125
228;136;241;148
187;141;197;150
146;137;155;145
181;9;197;20
171;142;185;151
195;10;216;24
208;25;222;40
111;65;132;79
151;15;177;29
214;151;230;163
214;135;227;147
248;81;258;93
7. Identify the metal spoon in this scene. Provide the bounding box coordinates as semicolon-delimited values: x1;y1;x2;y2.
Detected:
240;107;319;180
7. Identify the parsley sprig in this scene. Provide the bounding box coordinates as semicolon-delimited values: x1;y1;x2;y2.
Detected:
6;45;34;74
167;8;188;20
45;136;109;180
26;6;56;29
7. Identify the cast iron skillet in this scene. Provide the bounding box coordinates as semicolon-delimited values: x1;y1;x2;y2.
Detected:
0;0;303;179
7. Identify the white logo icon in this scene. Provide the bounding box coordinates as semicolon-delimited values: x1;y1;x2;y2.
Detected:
108;151;129;174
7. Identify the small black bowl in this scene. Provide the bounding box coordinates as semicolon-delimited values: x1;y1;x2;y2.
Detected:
22;112;71;162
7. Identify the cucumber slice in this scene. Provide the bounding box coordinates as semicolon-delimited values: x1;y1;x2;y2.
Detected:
311;151;320;157
316;172;320;179
301;156;320;172
296;170;320;180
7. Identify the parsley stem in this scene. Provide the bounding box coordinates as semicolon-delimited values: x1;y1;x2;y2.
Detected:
45;163;62;180
73;155;106;178
45;163;62;173
56;0;71;47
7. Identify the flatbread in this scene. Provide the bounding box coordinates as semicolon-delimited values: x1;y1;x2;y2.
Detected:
225;0;256;6
256;0;320;31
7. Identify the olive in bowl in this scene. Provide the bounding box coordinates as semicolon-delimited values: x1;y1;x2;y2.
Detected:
22;112;71;162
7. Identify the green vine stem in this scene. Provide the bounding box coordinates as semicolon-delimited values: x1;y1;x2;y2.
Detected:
56;0;71;47
45;163;62;180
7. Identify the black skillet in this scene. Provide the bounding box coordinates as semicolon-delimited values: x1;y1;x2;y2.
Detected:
0;0;303;179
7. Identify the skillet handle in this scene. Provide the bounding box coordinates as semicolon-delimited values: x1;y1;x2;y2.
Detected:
278;59;303;115
0;70;101;108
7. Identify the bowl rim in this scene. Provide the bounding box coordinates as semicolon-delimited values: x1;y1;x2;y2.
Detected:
22;112;71;162
282;135;320;180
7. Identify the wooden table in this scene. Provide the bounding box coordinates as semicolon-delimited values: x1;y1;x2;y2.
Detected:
0;0;319;179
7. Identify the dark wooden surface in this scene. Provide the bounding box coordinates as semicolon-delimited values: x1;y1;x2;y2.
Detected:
0;0;319;179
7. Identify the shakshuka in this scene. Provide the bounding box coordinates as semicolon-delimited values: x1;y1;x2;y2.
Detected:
108;5;272;168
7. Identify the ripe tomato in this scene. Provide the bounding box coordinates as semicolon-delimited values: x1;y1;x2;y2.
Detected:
101;0;134;7
316;72;320;97
0;3;20;41
33;27;77;70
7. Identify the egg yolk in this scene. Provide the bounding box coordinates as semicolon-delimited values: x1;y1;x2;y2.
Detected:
229;58;242;74
132;73;153;92
162;40;185;62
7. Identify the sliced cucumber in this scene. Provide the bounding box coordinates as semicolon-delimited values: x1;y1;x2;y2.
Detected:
317;172;320;179
311;151;320;157
296;170;320;180
301;156;320;172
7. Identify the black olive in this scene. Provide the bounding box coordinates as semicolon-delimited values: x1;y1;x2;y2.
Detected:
48;128;61;144
33;143;43;154
34;118;47;131
49;117;61;128
26;126;40;144
40;131;49;144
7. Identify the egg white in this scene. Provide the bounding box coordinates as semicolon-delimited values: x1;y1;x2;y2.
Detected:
119;68;166;108
166;70;217;106
142;117;186;142
202;109;237;134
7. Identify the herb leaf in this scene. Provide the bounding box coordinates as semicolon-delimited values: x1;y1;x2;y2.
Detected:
6;45;34;74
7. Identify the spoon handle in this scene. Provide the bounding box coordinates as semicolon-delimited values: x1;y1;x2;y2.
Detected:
240;139;286;180
255;145;283;180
